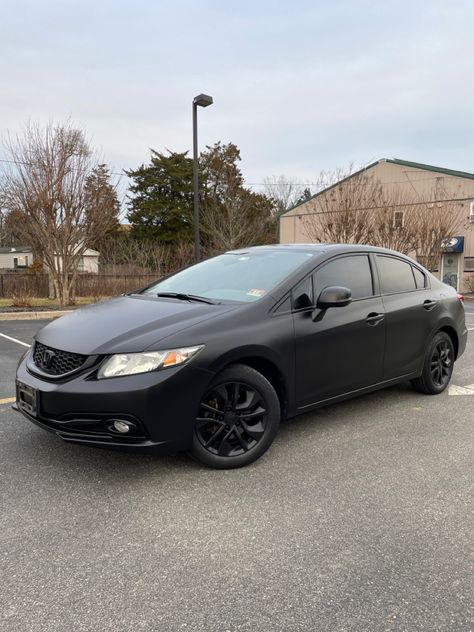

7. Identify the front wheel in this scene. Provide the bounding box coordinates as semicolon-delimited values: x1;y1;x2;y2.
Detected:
411;331;455;394
190;364;280;469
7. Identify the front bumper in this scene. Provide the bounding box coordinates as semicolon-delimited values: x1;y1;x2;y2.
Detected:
15;355;215;453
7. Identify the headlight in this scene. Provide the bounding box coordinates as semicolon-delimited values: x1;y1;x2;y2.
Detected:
97;345;204;379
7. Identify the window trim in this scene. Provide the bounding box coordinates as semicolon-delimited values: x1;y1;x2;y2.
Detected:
411;264;427;290
393;210;405;229
464;256;474;272
291;274;315;313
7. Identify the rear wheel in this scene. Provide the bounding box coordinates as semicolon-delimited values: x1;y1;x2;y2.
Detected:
190;364;280;469
411;331;454;394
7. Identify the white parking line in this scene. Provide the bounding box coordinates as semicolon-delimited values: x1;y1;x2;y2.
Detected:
449;384;474;396
0;333;31;348
0;397;16;405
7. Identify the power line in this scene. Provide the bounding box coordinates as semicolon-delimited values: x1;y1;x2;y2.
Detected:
0;158;125;178
282;196;473;217
1;157;467;188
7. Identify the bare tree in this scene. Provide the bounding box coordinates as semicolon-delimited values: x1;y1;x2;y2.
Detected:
302;167;382;245
413;201;465;270
301;166;464;266
201;183;275;251
0;203;6;246
263;175;305;214
99;233;194;276
1;122;118;304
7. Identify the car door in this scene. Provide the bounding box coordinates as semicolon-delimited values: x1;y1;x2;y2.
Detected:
293;254;386;409
375;255;436;379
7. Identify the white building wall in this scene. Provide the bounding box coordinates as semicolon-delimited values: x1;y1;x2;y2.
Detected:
0;251;33;269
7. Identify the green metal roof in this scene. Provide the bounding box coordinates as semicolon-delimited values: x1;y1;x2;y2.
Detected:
386;158;474;181
279;158;474;218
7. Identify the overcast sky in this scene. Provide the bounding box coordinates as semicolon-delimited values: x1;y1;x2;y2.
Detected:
1;0;473;197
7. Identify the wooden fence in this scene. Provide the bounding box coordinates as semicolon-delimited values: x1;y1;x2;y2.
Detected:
0;273;160;299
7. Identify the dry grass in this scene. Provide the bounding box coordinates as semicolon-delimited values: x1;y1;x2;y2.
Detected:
0;296;110;309
11;292;33;308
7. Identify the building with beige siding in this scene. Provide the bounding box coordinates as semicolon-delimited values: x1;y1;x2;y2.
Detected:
279;159;474;293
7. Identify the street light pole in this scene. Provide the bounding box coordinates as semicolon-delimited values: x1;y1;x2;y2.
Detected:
192;93;213;262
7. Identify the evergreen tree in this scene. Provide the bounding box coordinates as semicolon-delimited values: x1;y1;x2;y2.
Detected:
126;150;194;244
84;164;121;249
294;187;313;207
200;142;276;251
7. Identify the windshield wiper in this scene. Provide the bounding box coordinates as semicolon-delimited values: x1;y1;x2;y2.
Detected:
156;292;219;305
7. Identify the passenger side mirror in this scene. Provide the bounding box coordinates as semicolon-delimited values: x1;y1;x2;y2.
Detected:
317;286;352;309
311;286;352;321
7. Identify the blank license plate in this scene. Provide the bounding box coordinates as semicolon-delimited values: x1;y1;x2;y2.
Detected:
16;381;38;417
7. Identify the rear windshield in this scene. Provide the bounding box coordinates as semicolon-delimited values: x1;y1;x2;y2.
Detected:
143;251;314;303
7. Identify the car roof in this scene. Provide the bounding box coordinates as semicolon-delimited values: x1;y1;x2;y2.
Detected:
226;243;409;257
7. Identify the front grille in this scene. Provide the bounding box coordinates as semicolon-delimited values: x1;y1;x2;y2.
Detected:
33;341;88;376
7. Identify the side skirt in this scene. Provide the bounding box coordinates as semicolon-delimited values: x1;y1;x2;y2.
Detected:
293;372;418;416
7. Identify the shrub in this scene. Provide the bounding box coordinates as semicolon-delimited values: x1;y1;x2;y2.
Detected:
11;289;33;308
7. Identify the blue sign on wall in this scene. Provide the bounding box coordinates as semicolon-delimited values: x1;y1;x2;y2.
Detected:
441;236;464;253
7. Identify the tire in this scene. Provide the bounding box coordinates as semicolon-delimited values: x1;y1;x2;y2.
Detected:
190;364;281;469
411;331;455;395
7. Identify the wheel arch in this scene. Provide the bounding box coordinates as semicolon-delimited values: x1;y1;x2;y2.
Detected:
438;325;459;359
228;356;288;418
206;346;290;419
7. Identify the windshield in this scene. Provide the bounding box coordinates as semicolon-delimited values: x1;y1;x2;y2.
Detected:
142;250;314;303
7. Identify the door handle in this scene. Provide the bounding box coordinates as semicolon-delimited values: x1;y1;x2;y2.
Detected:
366;312;385;326
423;300;437;311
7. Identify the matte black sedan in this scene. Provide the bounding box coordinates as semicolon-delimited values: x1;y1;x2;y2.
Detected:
15;244;467;468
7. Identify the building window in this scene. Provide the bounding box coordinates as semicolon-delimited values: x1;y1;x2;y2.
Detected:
470;202;474;223
13;255;28;268
464;257;474;272
393;211;404;229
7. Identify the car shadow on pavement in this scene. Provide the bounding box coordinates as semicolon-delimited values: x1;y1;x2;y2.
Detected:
277;380;426;443
4;380;436;479
6;415;201;483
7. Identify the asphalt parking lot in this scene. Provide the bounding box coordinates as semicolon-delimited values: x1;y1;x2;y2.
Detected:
0;309;473;632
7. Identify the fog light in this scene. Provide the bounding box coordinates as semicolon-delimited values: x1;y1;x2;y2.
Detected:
112;420;132;434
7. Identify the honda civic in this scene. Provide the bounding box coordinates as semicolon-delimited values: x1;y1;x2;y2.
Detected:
15;244;467;468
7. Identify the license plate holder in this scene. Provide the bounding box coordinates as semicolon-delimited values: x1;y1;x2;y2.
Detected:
16;381;38;417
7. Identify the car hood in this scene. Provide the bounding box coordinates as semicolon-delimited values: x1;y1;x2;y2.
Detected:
35;295;240;355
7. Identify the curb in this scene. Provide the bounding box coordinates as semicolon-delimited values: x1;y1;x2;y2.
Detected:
0;310;70;321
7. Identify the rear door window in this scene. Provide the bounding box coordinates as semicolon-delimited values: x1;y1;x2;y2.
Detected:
376;256;416;294
412;266;426;289
313;255;373;301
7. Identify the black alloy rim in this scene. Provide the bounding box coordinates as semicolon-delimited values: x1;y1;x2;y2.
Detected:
196;381;268;457
430;340;452;387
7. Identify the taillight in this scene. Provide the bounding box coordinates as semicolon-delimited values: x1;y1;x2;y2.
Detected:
457;293;464;303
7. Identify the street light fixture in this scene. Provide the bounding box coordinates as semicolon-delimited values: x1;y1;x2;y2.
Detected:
192;93;213;262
